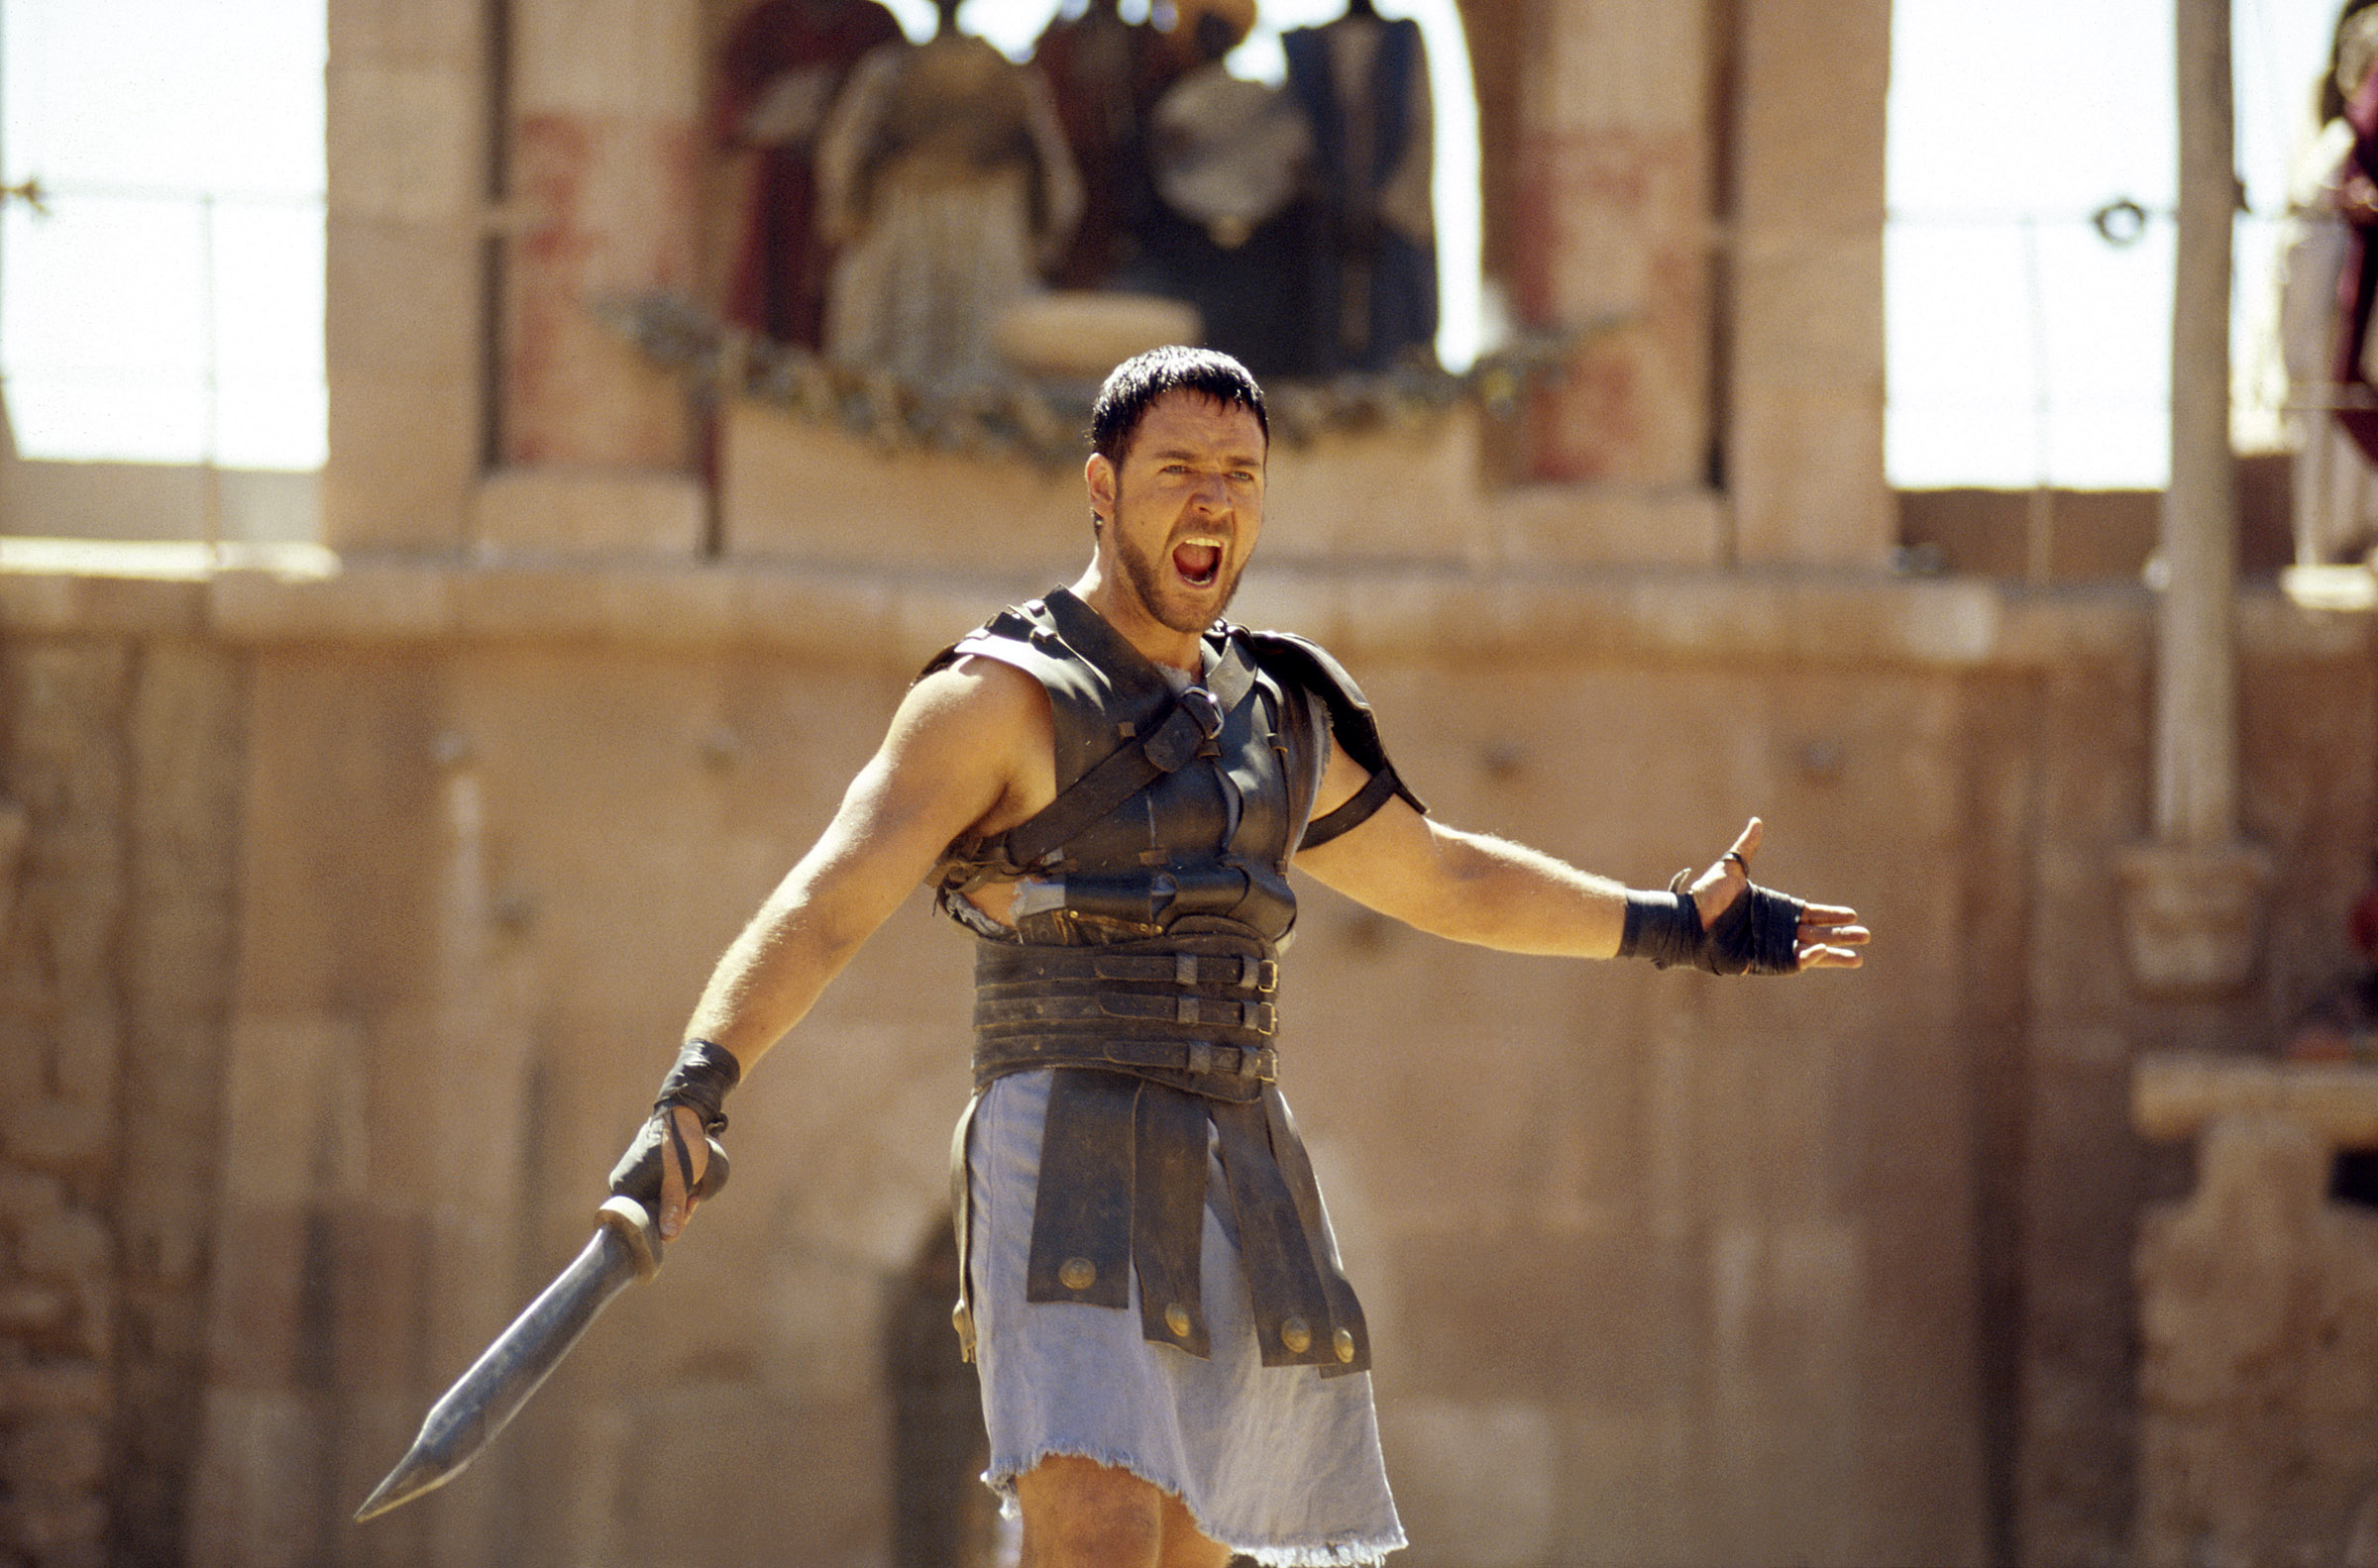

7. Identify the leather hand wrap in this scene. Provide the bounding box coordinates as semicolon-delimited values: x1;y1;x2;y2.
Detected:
1619;877;1806;977
608;1040;740;1211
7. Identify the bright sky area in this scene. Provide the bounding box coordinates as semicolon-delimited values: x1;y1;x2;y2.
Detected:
0;0;2352;490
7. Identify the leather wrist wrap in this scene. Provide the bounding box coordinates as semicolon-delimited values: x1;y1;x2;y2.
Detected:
654;1039;740;1133
1618;888;1704;970
1620;880;1807;977
608;1040;740;1210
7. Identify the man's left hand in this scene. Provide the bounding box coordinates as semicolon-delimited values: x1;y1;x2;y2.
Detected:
1688;817;1868;972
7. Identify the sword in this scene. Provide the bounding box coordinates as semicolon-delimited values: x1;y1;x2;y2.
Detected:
353;1195;663;1522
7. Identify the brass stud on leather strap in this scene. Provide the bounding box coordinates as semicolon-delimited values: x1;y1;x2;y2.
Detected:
1165;1303;1193;1338
1333;1327;1356;1363
1058;1257;1097;1292
1280;1316;1313;1355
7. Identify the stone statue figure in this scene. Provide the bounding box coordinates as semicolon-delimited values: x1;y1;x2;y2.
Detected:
712;0;906;349
815;0;1084;391
1029;0;1184;290
1132;0;1317;379
1282;0;1439;373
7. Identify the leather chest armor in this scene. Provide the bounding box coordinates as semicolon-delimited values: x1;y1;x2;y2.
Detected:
928;588;1421;1378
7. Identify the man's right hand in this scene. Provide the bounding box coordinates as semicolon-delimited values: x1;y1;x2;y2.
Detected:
610;1103;726;1241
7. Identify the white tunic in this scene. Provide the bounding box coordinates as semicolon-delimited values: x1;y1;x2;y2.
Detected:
966;1068;1405;1567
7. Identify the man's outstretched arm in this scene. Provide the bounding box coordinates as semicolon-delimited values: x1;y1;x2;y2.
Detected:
632;657;1049;1234
1292;748;1866;970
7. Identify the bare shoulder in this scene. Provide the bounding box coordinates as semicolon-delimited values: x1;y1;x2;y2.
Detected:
877;653;1056;839
895;654;1051;752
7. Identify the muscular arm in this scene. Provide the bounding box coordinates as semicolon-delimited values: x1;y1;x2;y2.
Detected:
1293;744;1866;967
686;657;1051;1068
1294;746;1629;957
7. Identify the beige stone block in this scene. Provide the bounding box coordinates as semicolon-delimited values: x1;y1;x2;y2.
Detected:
1484;483;1725;567
995;291;1201;380
1734;237;1886;386
323;372;475;552
1264;407;1487;565
217;1016;369;1208
1736;0;1889;231
1730;385;1892;566
1534;0;1706;133
325;219;480;377
0;1169;64;1222
1529;322;1709;488
0;1284;69;1335
1381;1398;1559;1567
327;64;482;226
0;1098;109;1172
329;0;478;67
512;0;701;120
2;1415;107;1495
2;1493;105;1551
472;466;703;558
501;113;701;466
17;1209;110;1287
720;400;1085;574
187;1388;333;1568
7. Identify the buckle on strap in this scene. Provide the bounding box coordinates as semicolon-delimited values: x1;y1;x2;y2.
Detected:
1164;953;1277;993
1169;996;1276;1034
1179;685;1225;740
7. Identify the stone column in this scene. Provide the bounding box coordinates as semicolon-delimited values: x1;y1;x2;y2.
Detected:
321;0;491;551
2116;0;2269;995
2132;1055;2378;1566
1508;0;1715;500
486;0;706;556
1724;0;1892;565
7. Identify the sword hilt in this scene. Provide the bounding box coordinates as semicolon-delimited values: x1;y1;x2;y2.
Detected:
596;1193;664;1281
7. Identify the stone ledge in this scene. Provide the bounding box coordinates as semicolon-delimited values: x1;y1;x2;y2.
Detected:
3;540;2374;672
2134;1052;2378;1146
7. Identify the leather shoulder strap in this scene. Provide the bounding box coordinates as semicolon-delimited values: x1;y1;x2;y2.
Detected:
926;595;1267;878
1241;628;1425;850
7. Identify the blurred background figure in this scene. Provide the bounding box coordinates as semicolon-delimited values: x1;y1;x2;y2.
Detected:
2289;1;2378;562
1283;0;1439;374
1029;0;1183;291
815;0;1082;390
1132;0;1317;378
713;0;906;349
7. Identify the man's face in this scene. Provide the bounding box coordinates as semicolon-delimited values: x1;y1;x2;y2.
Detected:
1087;390;1266;637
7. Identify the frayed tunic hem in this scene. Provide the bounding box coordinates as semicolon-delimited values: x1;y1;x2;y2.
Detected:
967;1071;1403;1566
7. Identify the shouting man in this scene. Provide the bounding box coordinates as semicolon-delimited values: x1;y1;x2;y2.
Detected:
610;346;1867;1568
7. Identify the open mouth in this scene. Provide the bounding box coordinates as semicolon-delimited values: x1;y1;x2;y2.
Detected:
1172;541;1222;587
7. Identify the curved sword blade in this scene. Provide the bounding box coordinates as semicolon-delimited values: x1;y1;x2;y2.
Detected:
355;1197;660;1522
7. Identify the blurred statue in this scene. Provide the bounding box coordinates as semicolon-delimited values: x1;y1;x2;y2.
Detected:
1133;0;1317;379
1283;0;1439;373
1030;0;1183;290
815;0;1083;391
712;0;906;348
2300;2;2378;562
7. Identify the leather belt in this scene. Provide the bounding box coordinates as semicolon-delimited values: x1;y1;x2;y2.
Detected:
972;1034;1278;1086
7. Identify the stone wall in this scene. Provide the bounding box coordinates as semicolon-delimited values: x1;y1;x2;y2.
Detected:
0;548;2290;1568
2132;1058;2378;1567
0;589;244;1568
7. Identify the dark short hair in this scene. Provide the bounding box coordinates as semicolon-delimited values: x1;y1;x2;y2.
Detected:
1089;346;1268;465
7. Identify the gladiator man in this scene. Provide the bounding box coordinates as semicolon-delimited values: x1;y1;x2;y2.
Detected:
608;346;1868;1568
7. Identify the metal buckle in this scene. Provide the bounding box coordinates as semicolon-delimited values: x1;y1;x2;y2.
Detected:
1179;685;1224;740
1240;957;1278;993
1247;1001;1276;1036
